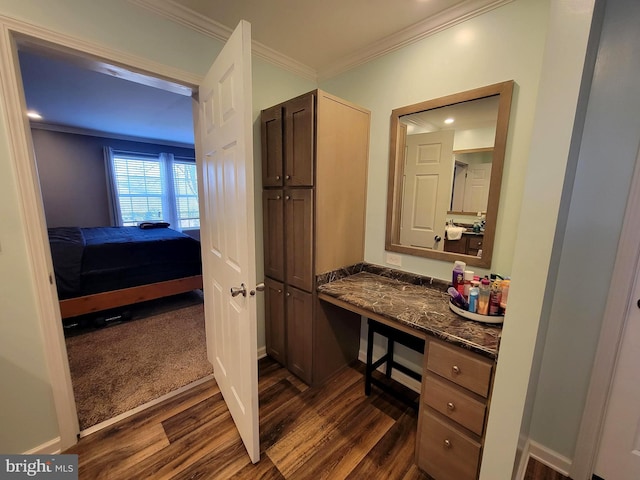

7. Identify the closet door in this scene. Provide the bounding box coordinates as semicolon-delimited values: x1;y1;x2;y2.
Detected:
262;189;285;280
264;278;286;366
284;93;314;187
285;188;313;292
261;105;283;187
286;286;313;384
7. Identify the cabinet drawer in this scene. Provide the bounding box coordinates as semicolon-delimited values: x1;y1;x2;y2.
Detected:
426;341;493;397
424;373;486;436
468;236;483;250
417;410;481;480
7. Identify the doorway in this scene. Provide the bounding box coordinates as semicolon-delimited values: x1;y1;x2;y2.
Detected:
5;29;211;442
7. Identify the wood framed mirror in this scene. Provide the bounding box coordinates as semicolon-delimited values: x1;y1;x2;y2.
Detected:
385;81;514;268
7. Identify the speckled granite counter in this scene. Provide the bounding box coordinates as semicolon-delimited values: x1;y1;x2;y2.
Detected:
317;269;502;359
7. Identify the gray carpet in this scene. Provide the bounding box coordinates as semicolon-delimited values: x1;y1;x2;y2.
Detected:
65;293;213;430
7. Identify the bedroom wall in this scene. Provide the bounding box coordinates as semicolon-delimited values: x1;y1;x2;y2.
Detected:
31;128;195;228
0;0;314;454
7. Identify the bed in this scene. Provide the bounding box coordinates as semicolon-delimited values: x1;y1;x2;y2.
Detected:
48;225;203;319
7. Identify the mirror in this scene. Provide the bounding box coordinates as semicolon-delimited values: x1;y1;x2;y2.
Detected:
385;81;514;268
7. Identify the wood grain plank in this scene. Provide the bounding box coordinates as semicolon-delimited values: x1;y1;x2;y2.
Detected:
347;409;422;480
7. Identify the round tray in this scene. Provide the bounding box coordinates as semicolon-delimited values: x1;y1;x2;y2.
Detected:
449;299;504;324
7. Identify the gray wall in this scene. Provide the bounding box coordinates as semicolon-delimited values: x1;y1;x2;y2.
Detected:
32;128;195;228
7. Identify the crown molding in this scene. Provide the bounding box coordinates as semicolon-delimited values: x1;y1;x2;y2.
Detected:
317;0;513;81
129;0;317;81
129;0;512;83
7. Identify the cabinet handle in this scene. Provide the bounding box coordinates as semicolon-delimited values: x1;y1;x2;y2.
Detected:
286;292;291;297
277;289;282;293
447;402;455;411
285;175;291;180
285;195;290;200
444;439;452;449
275;175;280;180
452;365;460;375
276;195;281;200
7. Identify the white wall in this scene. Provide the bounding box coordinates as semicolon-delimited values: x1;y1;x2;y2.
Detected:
529;0;640;461
0;0;313;453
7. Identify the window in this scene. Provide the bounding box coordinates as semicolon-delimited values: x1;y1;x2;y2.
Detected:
105;148;199;230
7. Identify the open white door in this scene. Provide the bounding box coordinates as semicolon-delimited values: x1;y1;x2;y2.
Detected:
196;20;260;463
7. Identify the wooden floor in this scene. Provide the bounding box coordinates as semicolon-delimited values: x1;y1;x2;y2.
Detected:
65;356;566;480
65;357;430;479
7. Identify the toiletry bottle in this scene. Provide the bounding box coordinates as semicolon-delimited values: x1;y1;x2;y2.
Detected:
452;261;466;293
478;277;490;315
463;270;474;299
489;277;502;315
448;286;469;310
500;278;510;312
468;287;479;313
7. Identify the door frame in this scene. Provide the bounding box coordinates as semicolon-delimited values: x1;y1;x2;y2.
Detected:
0;14;203;451
571;144;640;479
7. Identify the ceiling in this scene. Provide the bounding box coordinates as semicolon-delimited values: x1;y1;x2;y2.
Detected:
19;0;510;146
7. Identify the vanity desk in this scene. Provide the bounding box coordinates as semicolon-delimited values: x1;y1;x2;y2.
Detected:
317;264;502;480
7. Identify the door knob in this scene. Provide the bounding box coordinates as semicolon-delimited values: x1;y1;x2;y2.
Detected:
434;235;442;242
230;283;247;297
250;282;265;296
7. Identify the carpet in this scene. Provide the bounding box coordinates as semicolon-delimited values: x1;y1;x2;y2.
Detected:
65;296;213;430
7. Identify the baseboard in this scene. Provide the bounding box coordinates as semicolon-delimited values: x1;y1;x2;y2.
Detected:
23;437;61;455
514;437;531;480
527;439;572;477
257;346;267;360
357;349;422;393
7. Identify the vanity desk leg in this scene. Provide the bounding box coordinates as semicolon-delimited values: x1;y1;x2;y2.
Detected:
364;318;425;407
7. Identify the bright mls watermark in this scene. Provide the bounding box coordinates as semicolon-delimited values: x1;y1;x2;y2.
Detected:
1;455;78;479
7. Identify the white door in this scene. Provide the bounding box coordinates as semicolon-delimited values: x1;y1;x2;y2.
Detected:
463;163;492;213
594;266;640;478
400;130;454;249
196;20;260;463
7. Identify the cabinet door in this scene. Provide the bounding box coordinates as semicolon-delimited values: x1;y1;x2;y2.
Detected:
286;286;313;384
467;236;483;256
263;190;285;280
265;278;286;366
261;105;283;187
284;93;314;187
285;188;313;292
444;237;467;254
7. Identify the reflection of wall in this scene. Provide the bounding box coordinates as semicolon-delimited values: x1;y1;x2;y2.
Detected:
453;126;496;150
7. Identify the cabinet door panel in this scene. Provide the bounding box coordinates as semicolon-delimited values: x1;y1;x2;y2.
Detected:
265;278;286;366
263;190;285;280
285;189;313;292
286;286;313;383
284;94;314;187
261;105;283;187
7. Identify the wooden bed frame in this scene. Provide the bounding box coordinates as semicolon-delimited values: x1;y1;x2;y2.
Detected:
59;275;203;319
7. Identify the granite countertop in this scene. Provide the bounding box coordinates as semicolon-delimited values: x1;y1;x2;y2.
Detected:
317;271;502;359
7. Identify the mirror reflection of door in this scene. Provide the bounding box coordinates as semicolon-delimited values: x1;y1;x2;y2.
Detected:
400;129;454;249
450;149;493;213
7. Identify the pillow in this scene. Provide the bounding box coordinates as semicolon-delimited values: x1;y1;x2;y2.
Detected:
139;221;170;229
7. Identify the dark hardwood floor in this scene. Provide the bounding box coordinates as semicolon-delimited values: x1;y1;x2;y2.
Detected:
65;356;566;479
65;357;429;479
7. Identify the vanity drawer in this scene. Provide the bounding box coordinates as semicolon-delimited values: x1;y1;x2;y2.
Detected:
426;341;493;397
417;410;481;480
423;373;487;436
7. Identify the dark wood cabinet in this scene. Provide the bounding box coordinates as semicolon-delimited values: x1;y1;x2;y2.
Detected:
261;90;370;385
444;234;484;256
264;277;286;365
